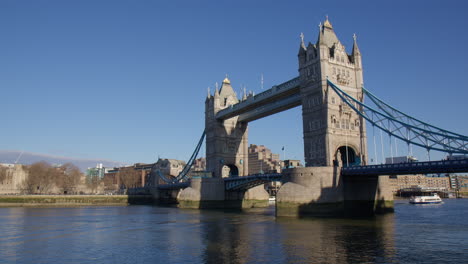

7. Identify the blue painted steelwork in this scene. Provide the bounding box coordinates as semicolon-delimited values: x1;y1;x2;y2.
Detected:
327;80;468;154
157;182;190;190
224;173;283;191
152;130;206;184
342;158;468;176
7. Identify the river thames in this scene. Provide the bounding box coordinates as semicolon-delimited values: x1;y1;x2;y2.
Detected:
0;199;467;264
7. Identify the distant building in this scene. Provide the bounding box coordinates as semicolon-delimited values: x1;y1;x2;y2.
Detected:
192;157;206;171
282;159;303;168
246;145;283;196
449;174;468;194
103;163;155;191
153;159;186;180
385;156;418;164
446;155;467;160
458;175;468;194
86;163;114;181
248;144;281;174
0;163;27;194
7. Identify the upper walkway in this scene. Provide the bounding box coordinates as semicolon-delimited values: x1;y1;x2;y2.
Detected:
216;77;301;122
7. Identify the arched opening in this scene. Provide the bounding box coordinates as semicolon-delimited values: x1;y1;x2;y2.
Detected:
336;146;360;167
221;164;239;178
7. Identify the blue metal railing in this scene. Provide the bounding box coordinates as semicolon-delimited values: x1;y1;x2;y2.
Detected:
224;173;283;191
327;79;468;154
341;159;468;176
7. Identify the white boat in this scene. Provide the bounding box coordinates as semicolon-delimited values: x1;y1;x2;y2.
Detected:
409;194;442;204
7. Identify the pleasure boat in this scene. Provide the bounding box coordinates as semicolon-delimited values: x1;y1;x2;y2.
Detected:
409;194;442;204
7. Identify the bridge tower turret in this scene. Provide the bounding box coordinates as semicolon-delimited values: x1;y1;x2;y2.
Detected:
299;17;368;167
205;77;249;178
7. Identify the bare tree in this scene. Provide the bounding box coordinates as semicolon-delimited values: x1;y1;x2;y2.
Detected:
117;167;141;190
87;175;101;194
22;162;55;194
58;163;82;194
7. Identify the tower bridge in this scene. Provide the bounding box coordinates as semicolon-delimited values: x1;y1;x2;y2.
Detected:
153;18;468;217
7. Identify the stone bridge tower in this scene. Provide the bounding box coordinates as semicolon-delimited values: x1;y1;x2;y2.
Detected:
298;18;368;168
205;77;249;178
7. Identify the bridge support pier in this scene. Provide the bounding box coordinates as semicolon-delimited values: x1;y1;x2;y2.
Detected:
178;178;270;209
276;167;344;217
225;185;270;208
276;167;393;217
343;175;394;216
178;178;226;209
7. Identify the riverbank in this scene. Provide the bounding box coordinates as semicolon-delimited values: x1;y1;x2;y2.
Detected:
0;195;155;207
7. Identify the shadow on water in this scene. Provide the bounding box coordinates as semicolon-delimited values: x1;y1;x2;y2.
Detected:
196;205;397;264
275;213;397;263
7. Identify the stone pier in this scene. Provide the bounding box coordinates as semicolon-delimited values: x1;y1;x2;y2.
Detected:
276;167;393;217
178;178;269;209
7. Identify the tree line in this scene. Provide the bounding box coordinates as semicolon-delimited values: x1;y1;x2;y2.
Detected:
16;162;145;194
22;162;83;194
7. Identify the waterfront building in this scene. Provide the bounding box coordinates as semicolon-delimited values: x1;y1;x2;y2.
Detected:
103;163;155;191
388;174;451;194
458;175;468;194
449;174;468;195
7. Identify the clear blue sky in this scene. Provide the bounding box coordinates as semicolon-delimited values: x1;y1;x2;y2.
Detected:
1;0;468;164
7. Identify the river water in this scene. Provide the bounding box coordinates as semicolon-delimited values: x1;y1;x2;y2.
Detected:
0;199;467;264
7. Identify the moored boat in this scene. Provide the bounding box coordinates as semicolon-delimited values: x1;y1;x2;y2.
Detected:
409;194;442;204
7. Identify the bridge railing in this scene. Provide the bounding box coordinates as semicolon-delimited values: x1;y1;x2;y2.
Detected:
157;182;190;190
342;159;468;176
224;173;283;191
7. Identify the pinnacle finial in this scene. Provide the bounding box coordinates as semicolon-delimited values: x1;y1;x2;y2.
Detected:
353;33;357;42
323;15;333;28
318;21;322;30
223;74;231;84
300;32;304;43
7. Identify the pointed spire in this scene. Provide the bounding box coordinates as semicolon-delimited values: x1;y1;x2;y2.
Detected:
317;16;339;47
300;32;306;49
242;86;247;100
352;33;361;56
317;22;325;45
298;32;307;56
324;15;333;29
214;82;219;98
207;87;211;99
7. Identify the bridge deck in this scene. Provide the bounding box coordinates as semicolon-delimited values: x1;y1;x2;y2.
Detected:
342;159;468;176
224;173;283;191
